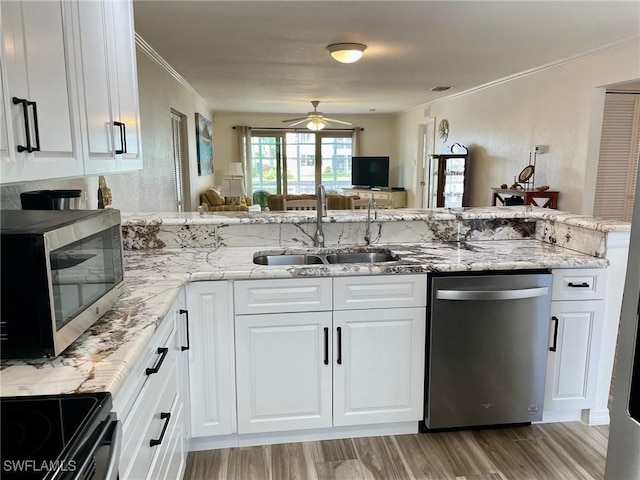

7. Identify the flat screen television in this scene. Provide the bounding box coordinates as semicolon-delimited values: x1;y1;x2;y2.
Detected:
351;156;389;188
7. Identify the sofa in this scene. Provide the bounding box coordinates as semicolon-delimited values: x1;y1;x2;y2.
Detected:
199;188;254;212
267;193;358;211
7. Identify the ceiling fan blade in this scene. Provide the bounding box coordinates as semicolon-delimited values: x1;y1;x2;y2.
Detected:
287;118;310;127
324;118;352;126
282;116;308;123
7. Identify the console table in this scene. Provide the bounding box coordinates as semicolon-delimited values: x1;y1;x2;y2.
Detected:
491;188;559;209
342;189;408;208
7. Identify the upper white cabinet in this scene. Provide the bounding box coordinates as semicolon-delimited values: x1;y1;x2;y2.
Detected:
0;0;142;185
73;0;142;174
0;0;84;183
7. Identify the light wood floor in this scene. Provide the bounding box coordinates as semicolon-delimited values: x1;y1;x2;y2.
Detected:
184;422;609;480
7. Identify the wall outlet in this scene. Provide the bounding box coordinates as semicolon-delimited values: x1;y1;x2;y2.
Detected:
534;145;546;154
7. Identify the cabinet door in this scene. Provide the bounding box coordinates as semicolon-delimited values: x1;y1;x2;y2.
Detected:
187;282;236;437
544;300;605;410
235;311;333;433
109;0;142;169
72;0;117;174
172;290;190;475
333;307;426;426
0;0;83;183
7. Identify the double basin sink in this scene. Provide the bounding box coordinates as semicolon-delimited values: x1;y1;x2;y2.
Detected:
253;247;399;266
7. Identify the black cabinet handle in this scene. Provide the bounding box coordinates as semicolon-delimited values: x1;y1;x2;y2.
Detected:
180;309;190;351
113;121;127;154
149;412;171;447
567;282;590;288
550;316;559;352
323;327;329;365
145;347;169;375
336;327;342;365
13;97;40;153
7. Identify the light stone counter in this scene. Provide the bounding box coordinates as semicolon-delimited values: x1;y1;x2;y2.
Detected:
0;207;627;399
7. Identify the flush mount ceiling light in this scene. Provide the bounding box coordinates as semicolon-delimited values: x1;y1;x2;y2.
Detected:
327;43;367;64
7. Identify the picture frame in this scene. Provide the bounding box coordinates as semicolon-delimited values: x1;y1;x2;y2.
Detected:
195;113;213;176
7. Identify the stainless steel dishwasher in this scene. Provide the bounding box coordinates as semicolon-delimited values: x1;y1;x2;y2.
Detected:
423;271;552;430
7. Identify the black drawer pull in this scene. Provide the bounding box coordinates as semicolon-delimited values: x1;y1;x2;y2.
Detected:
180;309;190;351
567;282;590;288
550;316;559;352
336;327;342;365
323;327;329;365
145;347;168;375
149;412;171;447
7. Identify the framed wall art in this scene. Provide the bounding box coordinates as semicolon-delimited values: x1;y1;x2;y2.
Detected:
195;112;213;176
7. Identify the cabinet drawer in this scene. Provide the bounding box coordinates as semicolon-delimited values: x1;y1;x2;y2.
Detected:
234;278;332;314
552;268;606;301
334;274;427;310
121;355;179;480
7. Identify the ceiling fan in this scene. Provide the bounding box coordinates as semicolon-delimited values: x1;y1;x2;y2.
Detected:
282;101;352;131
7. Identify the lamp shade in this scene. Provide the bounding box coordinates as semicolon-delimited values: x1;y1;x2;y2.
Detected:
327;43;367;64
307;119;326;131
221;177;246;197
225;162;244;177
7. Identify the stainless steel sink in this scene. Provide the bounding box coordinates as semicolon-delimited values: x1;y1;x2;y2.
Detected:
252;254;324;265
253;249;398;266
325;252;396;264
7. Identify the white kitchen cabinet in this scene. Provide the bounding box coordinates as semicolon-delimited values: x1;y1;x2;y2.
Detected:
333;307;426;426
187;282;236;437
234;274;427;435
235;311;333;434
114;291;189;480
173;290;191;467
73;0;142;175
545;268;606;412
0;0;83;183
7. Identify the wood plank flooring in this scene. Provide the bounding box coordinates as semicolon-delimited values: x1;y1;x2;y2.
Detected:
184;422;609;480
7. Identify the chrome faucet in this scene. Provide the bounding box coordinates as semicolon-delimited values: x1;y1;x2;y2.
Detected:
364;197;377;245
314;184;326;247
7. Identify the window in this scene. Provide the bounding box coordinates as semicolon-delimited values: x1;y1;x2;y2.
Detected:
170;110;188;211
250;130;353;194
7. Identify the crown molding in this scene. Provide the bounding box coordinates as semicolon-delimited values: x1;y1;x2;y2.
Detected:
424;36;640;107
135;33;202;101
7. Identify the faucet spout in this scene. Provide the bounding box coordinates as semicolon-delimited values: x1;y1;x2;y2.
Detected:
314;184;326;247
364;197;377;246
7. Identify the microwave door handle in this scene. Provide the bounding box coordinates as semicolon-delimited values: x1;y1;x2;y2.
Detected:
435;286;549;301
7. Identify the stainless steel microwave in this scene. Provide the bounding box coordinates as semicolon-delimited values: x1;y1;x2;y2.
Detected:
0;209;125;359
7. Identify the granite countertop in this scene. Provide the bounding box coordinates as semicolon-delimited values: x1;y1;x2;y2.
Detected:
0;239;608;398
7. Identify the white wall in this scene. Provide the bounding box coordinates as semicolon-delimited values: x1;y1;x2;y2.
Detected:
210;112;397;190
397;41;640;213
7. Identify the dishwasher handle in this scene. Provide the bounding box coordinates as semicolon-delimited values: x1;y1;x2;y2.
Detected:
436;286;549;301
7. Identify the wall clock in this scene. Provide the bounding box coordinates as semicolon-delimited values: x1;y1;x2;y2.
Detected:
438;119;449;143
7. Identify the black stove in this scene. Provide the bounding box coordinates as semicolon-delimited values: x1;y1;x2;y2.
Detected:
1;392;119;480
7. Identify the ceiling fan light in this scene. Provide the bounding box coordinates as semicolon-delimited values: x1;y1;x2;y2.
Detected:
307;119;325;131
327;43;367;64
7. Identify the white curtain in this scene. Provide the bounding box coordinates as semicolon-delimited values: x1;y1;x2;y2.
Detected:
352;127;363;156
234;126;252;193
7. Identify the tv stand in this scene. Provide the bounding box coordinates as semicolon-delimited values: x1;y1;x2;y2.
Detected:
343;188;408;208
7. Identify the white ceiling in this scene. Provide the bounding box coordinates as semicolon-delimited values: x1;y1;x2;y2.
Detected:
132;1;640;116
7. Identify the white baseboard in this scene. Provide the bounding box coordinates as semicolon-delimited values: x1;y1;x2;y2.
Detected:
581;408;610;426
541;409;582;423
189;421;419;451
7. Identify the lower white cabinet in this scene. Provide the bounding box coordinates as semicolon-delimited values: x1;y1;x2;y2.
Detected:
235;311;333;433
333;307;426;426
186;282;236;437
114;290;189;480
234;275;427;435
544;268;606;412
544;300;605;410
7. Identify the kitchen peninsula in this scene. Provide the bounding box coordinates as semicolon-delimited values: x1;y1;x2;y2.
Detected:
0;207;631;469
